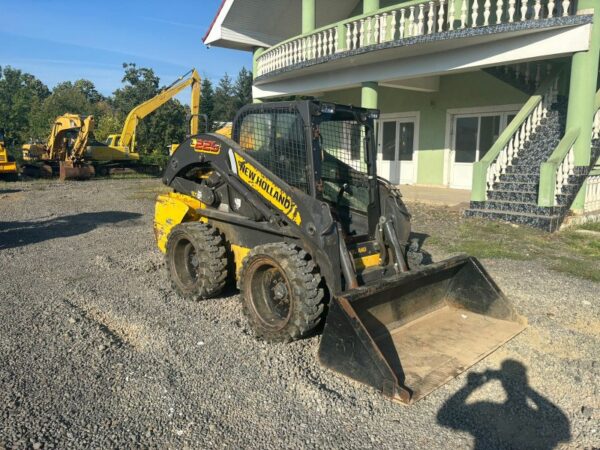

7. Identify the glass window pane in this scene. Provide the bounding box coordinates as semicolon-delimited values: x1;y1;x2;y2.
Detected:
479;115;501;160
455;117;478;163
398;122;414;161
382;122;396;161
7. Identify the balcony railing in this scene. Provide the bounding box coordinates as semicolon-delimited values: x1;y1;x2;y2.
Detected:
256;0;577;78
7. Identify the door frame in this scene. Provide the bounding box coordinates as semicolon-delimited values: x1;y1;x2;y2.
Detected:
443;104;523;188
378;111;420;185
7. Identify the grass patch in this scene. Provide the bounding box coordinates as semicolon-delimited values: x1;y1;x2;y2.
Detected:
427;214;600;282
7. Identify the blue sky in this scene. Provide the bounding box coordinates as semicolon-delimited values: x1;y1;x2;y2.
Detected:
0;0;251;98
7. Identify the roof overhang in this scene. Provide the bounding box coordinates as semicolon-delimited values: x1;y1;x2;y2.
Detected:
203;0;360;51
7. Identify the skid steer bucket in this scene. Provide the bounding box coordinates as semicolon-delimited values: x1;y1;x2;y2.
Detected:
319;255;526;404
59;161;95;181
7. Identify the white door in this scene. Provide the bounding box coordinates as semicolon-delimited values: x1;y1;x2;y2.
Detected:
450;112;517;189
377;117;417;184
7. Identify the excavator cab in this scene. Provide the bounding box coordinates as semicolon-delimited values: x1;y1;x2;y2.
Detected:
156;100;526;403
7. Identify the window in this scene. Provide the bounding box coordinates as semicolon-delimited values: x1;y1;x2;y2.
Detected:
455;117;479;163
236;110;309;194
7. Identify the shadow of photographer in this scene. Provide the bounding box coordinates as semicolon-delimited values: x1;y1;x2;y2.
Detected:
437;359;570;449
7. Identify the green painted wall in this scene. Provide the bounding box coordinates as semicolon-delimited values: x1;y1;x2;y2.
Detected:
323;71;529;186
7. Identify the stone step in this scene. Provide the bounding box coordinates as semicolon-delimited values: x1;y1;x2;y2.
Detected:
487;190;538;203
464;208;562;232
492;181;538;193
499;173;540;183
469;200;565;216
505;165;537;175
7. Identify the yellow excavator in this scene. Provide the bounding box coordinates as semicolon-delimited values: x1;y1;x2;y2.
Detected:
86;69;201;175
21;114;95;180
0;130;18;181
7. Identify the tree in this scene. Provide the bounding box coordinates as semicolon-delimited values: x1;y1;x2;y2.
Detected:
0;66;50;145
28;80;100;141
212;73;236;123
200;77;215;131
233;67;253;110
94;113;121;142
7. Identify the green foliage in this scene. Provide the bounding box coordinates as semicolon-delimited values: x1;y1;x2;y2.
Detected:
0;66;50;145
234;67;253;110
200;78;215;131
212;73;236;123
94;114;121;142
0;63;253;155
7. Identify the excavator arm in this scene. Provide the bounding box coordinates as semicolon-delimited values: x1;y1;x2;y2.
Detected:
46;114;83;161
68;116;95;161
117;69;201;150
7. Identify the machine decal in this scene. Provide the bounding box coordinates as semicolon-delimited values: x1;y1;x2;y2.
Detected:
234;153;302;225
191;138;221;155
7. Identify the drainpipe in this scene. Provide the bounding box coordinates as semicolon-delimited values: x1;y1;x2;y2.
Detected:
302;0;316;34
565;0;600;210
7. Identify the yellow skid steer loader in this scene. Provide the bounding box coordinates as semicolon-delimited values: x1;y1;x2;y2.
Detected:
154;101;526;403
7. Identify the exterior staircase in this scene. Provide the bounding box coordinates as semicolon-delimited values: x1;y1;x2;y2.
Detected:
466;66;600;233
466;96;570;231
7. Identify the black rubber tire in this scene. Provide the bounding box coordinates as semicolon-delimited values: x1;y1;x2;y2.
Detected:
239;243;325;343
166;222;228;300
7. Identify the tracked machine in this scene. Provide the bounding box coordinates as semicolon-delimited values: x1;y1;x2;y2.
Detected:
21;114;95;180
154;101;526;403
0;131;18;181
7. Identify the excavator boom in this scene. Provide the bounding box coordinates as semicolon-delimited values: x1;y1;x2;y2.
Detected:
117;69;201;150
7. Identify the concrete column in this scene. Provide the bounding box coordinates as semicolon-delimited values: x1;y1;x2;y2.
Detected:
251;47;264;103
565;0;599;210
302;0;316;34
566;0;600;167
361;82;379;109
363;0;380;14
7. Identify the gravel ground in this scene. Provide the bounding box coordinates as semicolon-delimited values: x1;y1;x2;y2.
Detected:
0;178;598;449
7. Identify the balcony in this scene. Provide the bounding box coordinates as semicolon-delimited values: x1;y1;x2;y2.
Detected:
253;0;592;97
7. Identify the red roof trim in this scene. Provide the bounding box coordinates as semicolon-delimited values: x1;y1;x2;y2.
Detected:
203;0;227;43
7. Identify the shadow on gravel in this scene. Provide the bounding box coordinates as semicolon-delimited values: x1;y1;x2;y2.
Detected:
437;359;570;449
0;188;21;194
0;211;142;249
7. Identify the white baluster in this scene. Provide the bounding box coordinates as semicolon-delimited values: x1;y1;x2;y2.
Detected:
352;22;358;49
496;0;504;23
367;16;373;45
520;0;528;21
374;14;380;43
346;24;352;50
400;9;407;38
483;0;491;26
408;7;415;36
508;0;516;22
428;2;435;33
534;0;541;19
316;33;321;58
461;0;468;28
507;139;514;165
333;27;338;52
381;13;388;42
329;29;334;54
548;0;555;18
561;0;570;17
438;0;446;32
391;10;397;40
359;19;366;47
472;0;479;27
418;4;425;35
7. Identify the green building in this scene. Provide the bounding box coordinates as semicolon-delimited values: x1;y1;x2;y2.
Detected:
205;0;600;230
